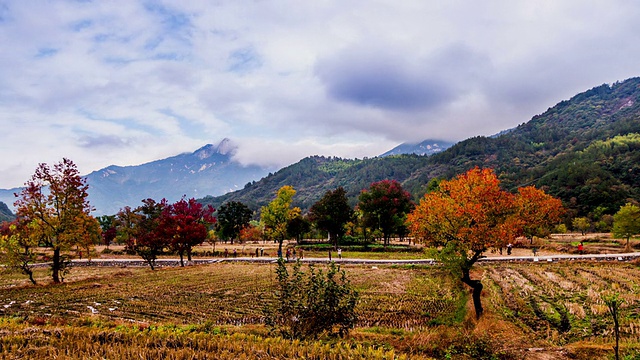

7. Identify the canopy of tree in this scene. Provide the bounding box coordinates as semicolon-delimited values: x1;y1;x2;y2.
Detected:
11;158;101;283
407;167;563;319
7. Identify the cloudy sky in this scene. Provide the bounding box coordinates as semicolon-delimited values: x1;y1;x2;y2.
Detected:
1;1;639;188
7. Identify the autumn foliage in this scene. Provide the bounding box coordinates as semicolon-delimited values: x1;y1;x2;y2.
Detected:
158;197;215;266
407;167;563;318
12;158;101;283
358;180;413;246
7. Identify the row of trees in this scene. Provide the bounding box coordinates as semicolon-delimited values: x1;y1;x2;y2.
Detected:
256;180;415;255
110;197;215;269
0;159;218;283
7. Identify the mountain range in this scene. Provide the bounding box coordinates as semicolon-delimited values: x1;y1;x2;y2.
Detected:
0;139;274;216
200;77;640;218
0;139;453;218
2;77;640;219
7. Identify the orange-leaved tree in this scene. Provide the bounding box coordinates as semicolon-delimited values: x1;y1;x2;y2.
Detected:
407;167;563;319
515;186;564;243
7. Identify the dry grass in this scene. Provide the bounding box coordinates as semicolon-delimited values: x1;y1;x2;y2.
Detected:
2;261;640;359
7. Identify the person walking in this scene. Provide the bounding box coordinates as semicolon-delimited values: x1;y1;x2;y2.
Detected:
337;248;342;259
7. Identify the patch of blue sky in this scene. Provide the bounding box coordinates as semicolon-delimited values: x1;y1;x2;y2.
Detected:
71;19;92;32
152;52;188;61
0;2;10;23
35;48;58;58
94;33;119;43
227;47;262;74
144;35;163;51
143;2;191;33
102;56;135;66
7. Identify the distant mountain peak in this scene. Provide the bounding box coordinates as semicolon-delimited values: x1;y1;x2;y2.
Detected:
194;138;236;159
381;139;454;157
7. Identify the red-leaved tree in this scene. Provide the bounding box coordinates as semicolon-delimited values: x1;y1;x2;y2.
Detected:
158;198;215;267
358;180;413;246
13;158;101;283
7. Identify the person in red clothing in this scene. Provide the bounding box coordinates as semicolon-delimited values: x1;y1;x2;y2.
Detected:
578;242;584;254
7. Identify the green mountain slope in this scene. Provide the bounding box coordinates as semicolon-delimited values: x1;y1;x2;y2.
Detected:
201;77;640;217
0;201;14;223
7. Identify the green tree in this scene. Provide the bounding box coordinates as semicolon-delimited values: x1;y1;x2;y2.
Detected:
265;258;359;339
572;217;591;235
216;201;252;244
13;158;101;283
261;186;300;255
612;202;640;250
286;214;310;243
114;206;141;249
0;220;38;284
308;187;353;248
358;180;413;246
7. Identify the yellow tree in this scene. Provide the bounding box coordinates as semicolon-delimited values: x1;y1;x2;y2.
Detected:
13;158;101;283
261;185;300;256
407;168;562;319
0;219;39;284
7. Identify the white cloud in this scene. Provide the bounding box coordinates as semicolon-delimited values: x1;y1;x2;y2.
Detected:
1;0;640;187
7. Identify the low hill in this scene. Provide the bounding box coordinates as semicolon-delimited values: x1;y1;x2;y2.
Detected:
201;77;640;218
0;201;14;223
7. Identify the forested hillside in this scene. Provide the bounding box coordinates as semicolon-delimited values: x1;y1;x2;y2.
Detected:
0;201;14;223
201;77;640;219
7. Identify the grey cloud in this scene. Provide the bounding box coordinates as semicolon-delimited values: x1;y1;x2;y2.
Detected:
315;43;490;112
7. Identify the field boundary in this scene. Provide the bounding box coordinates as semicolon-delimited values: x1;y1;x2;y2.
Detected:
25;251;640;268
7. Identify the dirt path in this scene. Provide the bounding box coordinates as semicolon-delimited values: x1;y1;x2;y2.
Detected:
65;251;640;268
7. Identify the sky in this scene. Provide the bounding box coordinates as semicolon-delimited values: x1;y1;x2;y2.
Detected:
1;0;640;189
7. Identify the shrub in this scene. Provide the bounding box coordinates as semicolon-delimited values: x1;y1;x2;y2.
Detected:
264;258;359;339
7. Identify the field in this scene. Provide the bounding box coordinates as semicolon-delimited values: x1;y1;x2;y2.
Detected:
1;256;640;359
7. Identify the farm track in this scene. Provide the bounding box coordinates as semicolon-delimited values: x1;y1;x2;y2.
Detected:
56;251;640;268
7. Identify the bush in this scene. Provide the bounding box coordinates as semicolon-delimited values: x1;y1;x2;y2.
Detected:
264;259;359;339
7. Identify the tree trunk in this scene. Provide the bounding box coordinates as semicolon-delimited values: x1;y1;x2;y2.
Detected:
25;268;36;285
52;248;61;283
179;252;185;267
461;269;483;319
187;249;192;262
